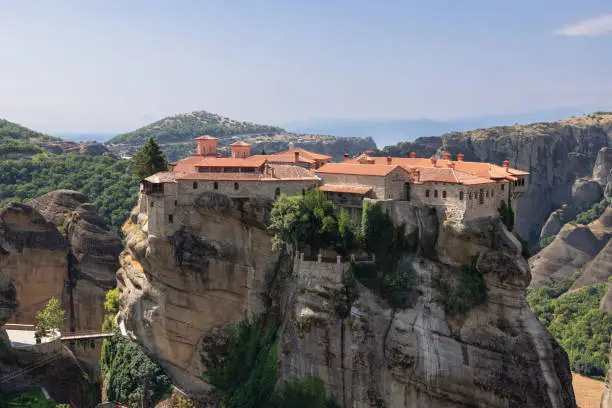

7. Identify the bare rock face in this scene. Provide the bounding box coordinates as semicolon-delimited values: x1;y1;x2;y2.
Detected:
594;147;612;189
529;207;612;291
118;193;576;407
437;114;612;245
571;178;603;213
0;203;69;323
29;190;122;332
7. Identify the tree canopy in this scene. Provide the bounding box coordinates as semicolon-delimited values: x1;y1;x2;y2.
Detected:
35;297;65;337
132;137;169;179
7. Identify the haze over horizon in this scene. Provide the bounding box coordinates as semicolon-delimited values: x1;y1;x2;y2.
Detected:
0;1;610;135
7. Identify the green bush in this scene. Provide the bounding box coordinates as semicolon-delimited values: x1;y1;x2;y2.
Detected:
361;201;406;272
0;388;57;408
575;198;611;225
335;267;359;318
269;189;358;254
527;282;612;378
498;200;514;231
268;376;339;408
100;335;172;407
351;260;415;310
516;234;532;259
539;235;556;249
434;256;487;317
204;316;278;408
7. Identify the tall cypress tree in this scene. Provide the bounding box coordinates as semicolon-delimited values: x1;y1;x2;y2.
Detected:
132;137;168;179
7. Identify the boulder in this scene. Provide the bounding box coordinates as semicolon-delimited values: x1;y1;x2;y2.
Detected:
571;178;603;213
594;147;612;188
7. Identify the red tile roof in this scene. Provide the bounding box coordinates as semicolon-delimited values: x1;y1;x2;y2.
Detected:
230;141;251;146
251;154;316;164
319;184;373;194
193;157;267;168
316;163;407;176
177;164;319;181
272;148;332;161
195;135;218;140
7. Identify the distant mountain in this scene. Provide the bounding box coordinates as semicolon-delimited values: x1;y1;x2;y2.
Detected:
106;110;376;162
285;107;608;148
53;132;115;143
0;118;114;159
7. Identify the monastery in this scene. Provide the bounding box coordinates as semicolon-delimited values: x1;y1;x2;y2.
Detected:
140;136;529;236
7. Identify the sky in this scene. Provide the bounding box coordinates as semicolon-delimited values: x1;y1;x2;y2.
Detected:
0;0;611;134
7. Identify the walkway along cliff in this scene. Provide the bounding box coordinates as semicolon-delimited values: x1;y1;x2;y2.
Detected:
116;144;576;407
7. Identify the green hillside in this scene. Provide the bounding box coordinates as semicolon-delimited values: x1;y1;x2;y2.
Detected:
107;110;283;146
0;118;62;157
106;110;377;162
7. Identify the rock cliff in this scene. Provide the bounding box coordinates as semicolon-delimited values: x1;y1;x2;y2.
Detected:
117;193;576;407
381;112;612;245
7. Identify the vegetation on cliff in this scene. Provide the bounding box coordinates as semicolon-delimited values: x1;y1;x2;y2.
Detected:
0;388;69;408
132;137;169;179
528;279;612;378
433;256;487;317
575;198;611;225
100;290;172;407
202;316;338;408
34;297;65;339
269;190;358;254
0;153;139;231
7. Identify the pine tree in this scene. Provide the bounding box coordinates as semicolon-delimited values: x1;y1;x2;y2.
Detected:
132;137;168;179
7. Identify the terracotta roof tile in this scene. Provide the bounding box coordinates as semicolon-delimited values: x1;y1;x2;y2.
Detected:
315;163;406;176
272;148;332;161
177;164;319;182
319;184;373;194
195;135;218;140
144;172;182;183
193;157;266;168
230;141;251;146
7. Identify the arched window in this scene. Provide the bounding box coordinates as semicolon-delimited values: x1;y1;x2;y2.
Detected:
442;190;447;199
193;182;198;190
234;182;239;190
459;191;464;201
213;182;218;190
434;190;438;198
168;214;173;223
425;189;430;198
275;187;281;198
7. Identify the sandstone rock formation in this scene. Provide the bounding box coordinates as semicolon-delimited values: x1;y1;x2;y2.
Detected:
118;192;577;407
28;190;122;332
571;178;603;213
0;203;69;323
529;207;612;290
594;147;612;193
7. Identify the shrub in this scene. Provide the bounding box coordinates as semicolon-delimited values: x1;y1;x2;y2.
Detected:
204;316;278;408
361;201;406;272
515;234;532;259
498;200;514;231
335;267;359;318
268;376;340;408
539;235;556;249
100;335;172;408
35;297;65;338
575;198;611;225
434;256;487;317
351;259;415;310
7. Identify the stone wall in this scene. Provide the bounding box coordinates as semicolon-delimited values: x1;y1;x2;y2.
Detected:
317;172;405;200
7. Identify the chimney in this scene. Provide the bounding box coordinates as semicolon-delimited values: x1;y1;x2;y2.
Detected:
431;157;437;167
410;152;416;158
457;153;464;162
343;153;349;162
448;161;455;169
386;157;392;165
294;151;300;162
502;160;510;172
443;152;451;160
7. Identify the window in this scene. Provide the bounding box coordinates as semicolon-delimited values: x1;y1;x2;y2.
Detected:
193;182;198;190
434;190;438;198
174;200;177;206
468;192;472;200
234;182;239;190
168;214;173;223
150;201;154;208
501;184;505;191
213;182;218;190
275;187;280;198
459;191;464;201
485;190;489;198
442;190;447;199
491;190;494;197
425;189;430;198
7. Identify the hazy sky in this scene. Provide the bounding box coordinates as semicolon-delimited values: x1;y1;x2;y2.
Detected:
0;0;611;133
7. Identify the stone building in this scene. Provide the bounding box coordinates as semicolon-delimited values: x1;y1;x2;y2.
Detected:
139;137;530;236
